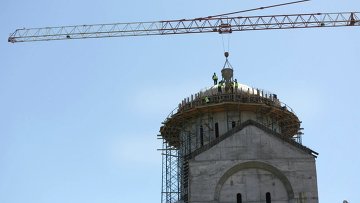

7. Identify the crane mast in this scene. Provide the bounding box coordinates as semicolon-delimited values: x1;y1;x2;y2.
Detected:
8;12;359;43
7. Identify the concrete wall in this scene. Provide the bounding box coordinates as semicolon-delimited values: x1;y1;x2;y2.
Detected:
181;111;281;155
188;125;318;203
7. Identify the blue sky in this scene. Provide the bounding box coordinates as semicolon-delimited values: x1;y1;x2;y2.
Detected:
1;0;359;203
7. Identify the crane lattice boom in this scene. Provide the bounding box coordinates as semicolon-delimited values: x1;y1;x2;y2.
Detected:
8;12;359;43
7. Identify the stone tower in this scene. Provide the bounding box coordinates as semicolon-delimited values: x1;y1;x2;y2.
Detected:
159;62;319;203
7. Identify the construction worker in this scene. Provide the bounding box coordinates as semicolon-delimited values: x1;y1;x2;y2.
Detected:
218;81;223;93
234;79;238;92
212;73;218;85
204;96;210;103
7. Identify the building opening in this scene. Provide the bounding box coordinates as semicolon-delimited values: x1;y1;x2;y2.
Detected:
231;121;236;128
215;122;219;138
200;125;204;146
236;193;242;203
266;192;271;203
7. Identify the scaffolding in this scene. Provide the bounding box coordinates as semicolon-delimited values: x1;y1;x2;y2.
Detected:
161;141;180;203
160;129;193;203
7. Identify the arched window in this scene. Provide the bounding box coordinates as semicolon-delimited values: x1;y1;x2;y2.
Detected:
215;123;219;138
200;125;204;146
266;192;271;203
236;193;242;203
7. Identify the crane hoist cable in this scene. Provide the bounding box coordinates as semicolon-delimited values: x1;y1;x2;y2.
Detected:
215;0;311;72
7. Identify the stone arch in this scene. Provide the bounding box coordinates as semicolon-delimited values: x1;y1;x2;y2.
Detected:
214;161;294;201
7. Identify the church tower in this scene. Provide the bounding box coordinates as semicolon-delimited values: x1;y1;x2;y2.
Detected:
159;55;319;203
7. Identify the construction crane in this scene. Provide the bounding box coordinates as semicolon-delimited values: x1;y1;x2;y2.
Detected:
8;1;360;43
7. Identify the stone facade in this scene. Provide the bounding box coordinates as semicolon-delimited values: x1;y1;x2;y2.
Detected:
188;124;318;203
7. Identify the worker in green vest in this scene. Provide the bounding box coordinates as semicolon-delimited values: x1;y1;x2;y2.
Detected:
234;79;238;92
218;80;223;93
204;96;210;103
212;73;218;85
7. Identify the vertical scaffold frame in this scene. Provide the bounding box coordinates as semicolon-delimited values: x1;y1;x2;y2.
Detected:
161;140;180;203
